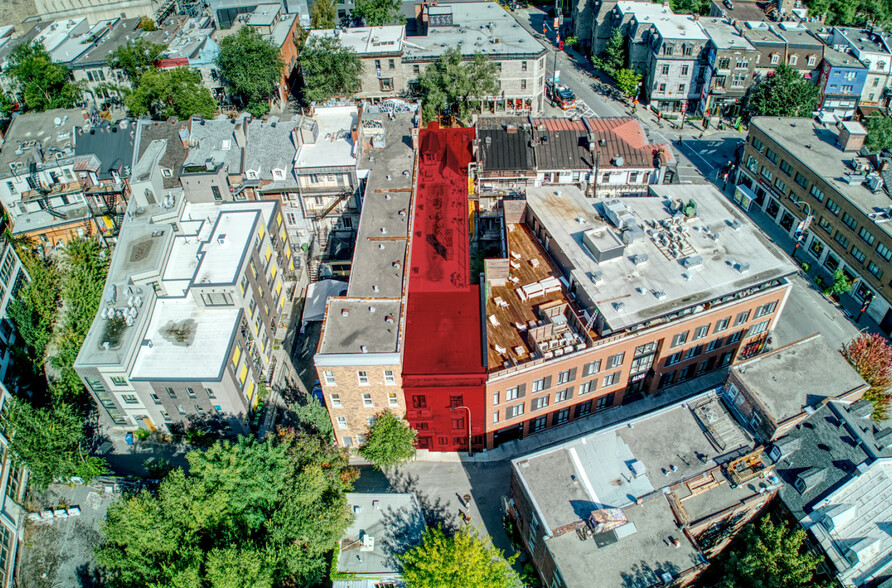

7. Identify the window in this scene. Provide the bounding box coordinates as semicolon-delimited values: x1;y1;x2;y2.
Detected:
635;341;658;356
826;198;841;216
450;395;463;408
493;411;499;424
506;386;520;401
819;216;833;234
532;378;547;393
323;370;336;385
521;60;528;71
557;369;571;384
555;388;571;403
664;44;673;56
809;238;825;259
842;212;858;231
166;387;176;399
788;54;798;66
583;360;601;376
731;73;747;87
834;231;850;248
362;393;373;407
531;416;548;432
851;245;867;264
579;380;595;394
507;403;525;418
877;242;892;262
867;261;883;279
761;167;773;182
357;371;369;385
665;352;682;366
735;57;749;69
714;317;730;332
706;337;722;352
531;395;550;411
718;57;730;69
150;393;161;405
659;83;667;93
412;395;426;409
554;408;570;426
683;44;693;56
661;64;670;75
842;84;854;93
671;332;689;348
659;371;677;389
859;227;875;246
685;345;703;360
331;394;342;407
794;172;808;189
521;79;527;90
413;64;420;75
807;54;816;66
747;155;759;173
607;353;625;369
678;83;686;93
110;376;128;387
602;371;621;387
388;58;395;69
735;311;750;326
379;78;393;92
755;301;777;318
207;388;216;399
121;394;138;405
384;393;397;408
177;404;186;415
746;319;770;337
694;325;709;340
752;136;764;151
451;417;464;430
374;59;381;69
185;387;195;399
765;149;778;164
337;416;348;429
384;369;395;385
727;331;743;344
595;394;614;411
779;160;793;176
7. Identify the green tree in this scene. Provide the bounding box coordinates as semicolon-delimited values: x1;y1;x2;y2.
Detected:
358;410;417;470
95;431;358;587
715;516;830;588
866;114;892;152
399;525;520;588
744;65;819;118
125;67;217;120
300;36;362;103
615;68;642;98
593;29;626;77
830;268;852;296
418;48;498;123
217;27;284;117
3;396;106;491
108;38;167;83
310;0;337;28
353;0;404;26
804;0;890;29
670;0;711;15
5;40;83;112
6;240;62;369
289;397;334;442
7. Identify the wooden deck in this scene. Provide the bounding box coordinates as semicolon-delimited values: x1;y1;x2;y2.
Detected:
485;223;568;372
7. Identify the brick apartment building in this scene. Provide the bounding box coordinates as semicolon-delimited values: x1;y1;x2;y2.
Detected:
316;117;797;452
735;117;892;331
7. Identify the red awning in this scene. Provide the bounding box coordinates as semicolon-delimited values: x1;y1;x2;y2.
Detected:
156;57;189;69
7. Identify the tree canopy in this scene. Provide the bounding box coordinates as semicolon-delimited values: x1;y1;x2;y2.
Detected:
399;525;520;588
866;114;892;153
217;27;284;117
615;68;642;98
669;0;711;15
6;240;61;370
714;515;830;588
310;0;337;28
842;332;892;420
95;431;358;587
804;0;890;30
418;48;498;123
353;0;404;26
594;29;626;78
4;41;82;112
125;67;216;120
300;36;362;104
744;65;819;118
359;410;417;470
108;38;167;83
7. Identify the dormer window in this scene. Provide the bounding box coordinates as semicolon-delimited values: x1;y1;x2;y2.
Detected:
770;53;780;65
788;54;798;66
272;168;286;181
807;54;816;66
246;170;258;180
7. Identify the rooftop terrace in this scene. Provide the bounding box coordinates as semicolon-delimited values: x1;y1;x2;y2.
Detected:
294;106;359;170
524;184;795;334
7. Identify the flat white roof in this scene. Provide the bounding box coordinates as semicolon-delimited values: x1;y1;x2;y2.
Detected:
130;296;240;380
295;106;358;169
525;184;796;331
194;210;259;285
33;17;87;53
309;26;404;55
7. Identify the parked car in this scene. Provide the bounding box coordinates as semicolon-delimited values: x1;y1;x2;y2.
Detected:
545;79;578;110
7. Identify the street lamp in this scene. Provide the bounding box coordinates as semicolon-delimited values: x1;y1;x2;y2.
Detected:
451;405;472;457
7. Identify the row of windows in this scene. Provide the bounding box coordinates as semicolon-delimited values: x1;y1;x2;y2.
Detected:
330;392;400;410
150;387;217;404
659;351;735;388
323;369;396;386
495;394;615;430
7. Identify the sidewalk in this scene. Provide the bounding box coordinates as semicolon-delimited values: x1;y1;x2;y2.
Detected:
407;370;727;464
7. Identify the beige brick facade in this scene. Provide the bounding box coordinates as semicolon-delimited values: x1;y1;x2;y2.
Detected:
318;364;405;448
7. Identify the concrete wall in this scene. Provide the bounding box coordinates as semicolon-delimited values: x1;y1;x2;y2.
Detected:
180;167;231;203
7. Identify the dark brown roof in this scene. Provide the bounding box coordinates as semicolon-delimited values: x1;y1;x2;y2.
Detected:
476;116;535;173
135;120;188;190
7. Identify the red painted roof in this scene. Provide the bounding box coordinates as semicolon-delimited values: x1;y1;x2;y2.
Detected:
156;57;189;69
403;125;483;378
